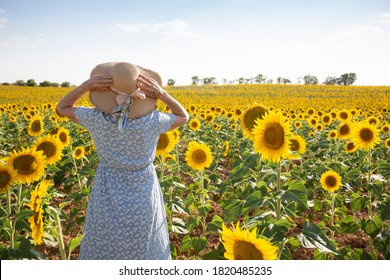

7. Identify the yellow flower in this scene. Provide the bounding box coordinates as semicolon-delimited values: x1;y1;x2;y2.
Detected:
328;130;337;139
189;118;201;131
56;127;71;147
337;122;352;140
5;147;47;184
27;180;52;245
156;132;176;157
28;115;44;137
351;121;380;150
33;135;64;165
185;141;213;170
162;154;176;164
345;141;358;153
385;138;390;149
0;164;17;194
222;141;229;157
252;111;291;163
240;104;268;139
338;109;351;122
381;124;390;134
288;135;306;159
320;170;342;192
221;222;278;260
73;146;85;160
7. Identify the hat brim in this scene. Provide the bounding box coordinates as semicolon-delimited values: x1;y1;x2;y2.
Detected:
89;62;160;116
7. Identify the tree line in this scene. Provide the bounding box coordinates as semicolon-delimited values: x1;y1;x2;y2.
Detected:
167;72;357;86
2;79;73;87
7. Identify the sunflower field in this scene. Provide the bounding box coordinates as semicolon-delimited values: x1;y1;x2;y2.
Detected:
0;83;389;260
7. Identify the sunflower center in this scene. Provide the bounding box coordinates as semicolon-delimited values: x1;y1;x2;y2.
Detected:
0;171;12;187
59;132;68;143
192;149;207;164
244;107;267;132
157;134;170;150
13;155;37;175
289;139;300;152
323;116;330;123
264;123;284;149
233;240;264;260
191;122;199;128
31;120;42;132
359;128;374;142
36;142;57;158
325;176;337;187
340;112;348;119
75;149;83;157
339;124;350;135
346;142;356;150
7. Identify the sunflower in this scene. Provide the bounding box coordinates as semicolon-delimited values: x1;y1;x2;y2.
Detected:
306;108;316;116
185;141;213;170
189;118;201;131
381;124;389;134
73;146;85;160
322;114;332;126
337;122;352;140
56;127;71;147
294;121;302;129
385;138;390;149
252;111;291;163
240;104;268;139
28;115;45;137
0;164;17;194
320;170;342;192
155;132;176;157
33;135;63;165
288;135;306;159
338;109;350;122
221;222;278;260
162;154;176;164
222;141;229;157
351;121;380;150
212;123;221;131
328;130;337;139
345;141;358;153
367;116;379;127
234;108;242;117
205;114;214;123
26;180;51;245
5;148;46;184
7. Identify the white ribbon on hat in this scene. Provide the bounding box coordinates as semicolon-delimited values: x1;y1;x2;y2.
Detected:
110;86;146;132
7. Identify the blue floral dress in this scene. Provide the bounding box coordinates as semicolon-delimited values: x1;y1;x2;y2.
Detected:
74;107;174;260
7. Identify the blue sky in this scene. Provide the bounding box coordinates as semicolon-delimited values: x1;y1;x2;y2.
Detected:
0;0;389;86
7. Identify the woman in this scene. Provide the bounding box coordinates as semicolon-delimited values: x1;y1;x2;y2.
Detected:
56;62;189;260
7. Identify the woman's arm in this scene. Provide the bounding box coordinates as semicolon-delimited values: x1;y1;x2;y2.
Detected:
137;74;189;130
56;75;112;123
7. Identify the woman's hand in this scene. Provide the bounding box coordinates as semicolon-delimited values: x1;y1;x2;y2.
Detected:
87;74;113;92
136;74;165;99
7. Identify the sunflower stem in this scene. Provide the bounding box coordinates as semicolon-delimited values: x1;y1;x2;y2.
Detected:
7;189;15;249
367;148;373;219
69;145;83;191
276;161;282;221
52;207;67;260
199;170;207;236
330;192;335;240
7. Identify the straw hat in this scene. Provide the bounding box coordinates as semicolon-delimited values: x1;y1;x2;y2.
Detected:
89;62;161;119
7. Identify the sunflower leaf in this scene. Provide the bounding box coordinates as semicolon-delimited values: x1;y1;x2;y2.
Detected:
282;180;308;209
298;221;339;255
377;159;390;178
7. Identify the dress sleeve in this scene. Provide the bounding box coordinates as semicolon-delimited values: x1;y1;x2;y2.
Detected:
157;111;175;134
74;106;99;130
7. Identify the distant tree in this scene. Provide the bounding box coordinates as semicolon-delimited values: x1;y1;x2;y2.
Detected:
191;76;200;85
202;77;216;85
323;76;338;85
222;78;227;84
277;77;291;84
266;79;273;84
303;75;319;85
39;80;52;87
2;82;10;85
238;77;245;84
26;79;37;87
50;82;59;87
15;80;26;86
337;73;357;85
254;74;266;84
167;79;176;86
61;81;71;87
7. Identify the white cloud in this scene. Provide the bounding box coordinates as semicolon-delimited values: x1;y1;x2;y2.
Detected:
0;9;9;28
114;19;202;38
0;36;38;49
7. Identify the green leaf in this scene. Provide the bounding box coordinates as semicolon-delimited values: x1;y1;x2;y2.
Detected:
192;236;207;255
345;168;361;179
67;235;83;259
298;221;339;255
334;215;360;233
223;198;243;222
366;181;383;199
350;193;369;212
207;215;223;232
282;180;308;209
377;159;390;178
180;235;192;252
361;216;382;239
171;217;189;234
198;204;211;217
242;190;264;214
202;249;221;260
378;197;390;221
15;209;32;222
